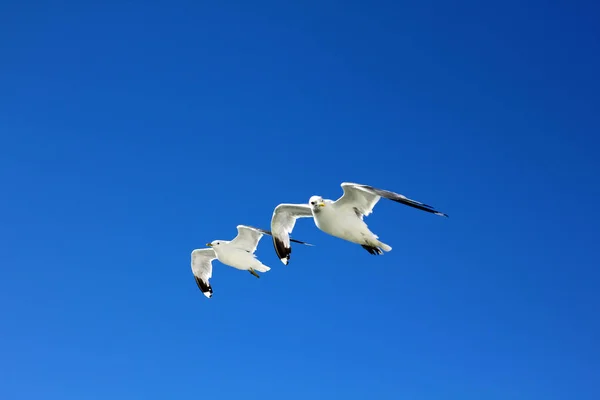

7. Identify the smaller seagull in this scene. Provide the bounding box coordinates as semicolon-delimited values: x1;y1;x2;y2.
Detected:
270;182;448;265
191;224;312;298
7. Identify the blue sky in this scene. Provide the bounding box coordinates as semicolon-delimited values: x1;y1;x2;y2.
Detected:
1;0;599;399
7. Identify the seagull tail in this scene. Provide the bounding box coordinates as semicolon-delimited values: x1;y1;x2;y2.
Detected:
252;263;271;273
378;241;392;252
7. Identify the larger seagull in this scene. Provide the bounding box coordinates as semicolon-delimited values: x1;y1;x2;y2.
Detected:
191;225;312;298
270;182;448;265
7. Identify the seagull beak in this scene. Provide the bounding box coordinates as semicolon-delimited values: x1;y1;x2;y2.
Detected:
319;202;326;207
206;243;212;247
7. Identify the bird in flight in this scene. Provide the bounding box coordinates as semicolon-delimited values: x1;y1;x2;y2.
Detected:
269;182;448;265
191;225;312;298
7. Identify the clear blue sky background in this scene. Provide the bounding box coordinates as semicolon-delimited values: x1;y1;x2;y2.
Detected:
1;1;599;399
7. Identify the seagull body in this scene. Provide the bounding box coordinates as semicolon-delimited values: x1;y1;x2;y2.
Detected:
312;199;388;250
191;225;312;298
270;182;448;265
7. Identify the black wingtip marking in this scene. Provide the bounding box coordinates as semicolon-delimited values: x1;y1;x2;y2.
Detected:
361;245;383;255
194;276;213;298
362;184;449;218
392;197;446;216
273;236;291;265
289;237;314;246
246;225;314;246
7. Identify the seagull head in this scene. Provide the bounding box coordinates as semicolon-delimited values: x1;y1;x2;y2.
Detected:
308;195;326;210
206;240;224;248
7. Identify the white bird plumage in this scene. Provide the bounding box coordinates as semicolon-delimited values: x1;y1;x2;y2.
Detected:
191;224;312;298
270;182;448;265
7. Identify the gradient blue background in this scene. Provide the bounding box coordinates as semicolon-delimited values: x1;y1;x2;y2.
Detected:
1;1;599;399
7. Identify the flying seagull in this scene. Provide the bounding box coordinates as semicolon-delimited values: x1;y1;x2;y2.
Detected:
191;224;312;298
270;182;448;265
